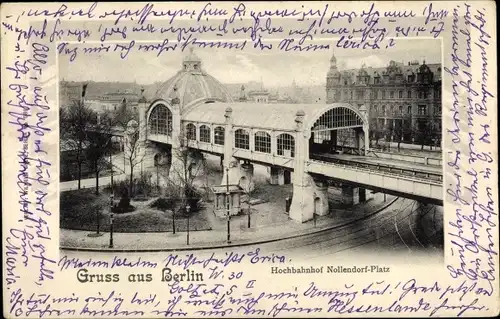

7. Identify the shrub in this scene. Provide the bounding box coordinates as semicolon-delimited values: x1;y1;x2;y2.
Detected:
150;185;202;214
150;197;177;211
104;172;155;199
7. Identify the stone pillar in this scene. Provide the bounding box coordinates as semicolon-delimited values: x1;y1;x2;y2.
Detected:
271;130;277;155
342;185;360;205
221;107;234;185
359;188;366;202
290;173;316;222
239;162;254;191
314;180;329;216
169;100;184;187
137;92;149;166
187;150;204;178
269;166;285;185
289;110;315;223
249;128;255;152
354;128;361;151
219;108;254;188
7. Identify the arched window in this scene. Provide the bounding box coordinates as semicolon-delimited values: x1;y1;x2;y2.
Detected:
254;131;271;153
277;133;295;157
313;125;330;143
148;104;173;136
186;123;196;140
235;129;249;150
199;125;211;143
214;126;225;145
311;107;364;130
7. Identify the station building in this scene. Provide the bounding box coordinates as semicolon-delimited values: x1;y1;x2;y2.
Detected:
134;49;370;223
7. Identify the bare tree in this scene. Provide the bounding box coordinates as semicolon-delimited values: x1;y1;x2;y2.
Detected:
85;113;114;195
425;121;440;151
123;121;146;197
60;99;95;189
412;121;426;150
368;118;381;148
159;127;206;231
111;100;146;197
393;121;404;152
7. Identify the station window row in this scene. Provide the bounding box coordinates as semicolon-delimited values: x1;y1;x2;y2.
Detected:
185;124;295;157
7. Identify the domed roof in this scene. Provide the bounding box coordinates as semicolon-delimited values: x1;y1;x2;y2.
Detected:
418;62;431;73
153;49;233;109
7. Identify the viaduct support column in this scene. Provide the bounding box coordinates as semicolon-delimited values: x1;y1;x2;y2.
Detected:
342;185;360;205
289;110;315;223
363;123;369;156
269;167;285;185
169;101;186;188
221;107;236;185
340;185;372;204
220;108;253;188
137;93;151;168
314;180;329;216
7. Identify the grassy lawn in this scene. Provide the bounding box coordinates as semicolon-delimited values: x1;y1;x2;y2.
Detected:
60;189;109;231
60;189;212;232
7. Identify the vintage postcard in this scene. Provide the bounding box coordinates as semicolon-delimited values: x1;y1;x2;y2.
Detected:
1;1;498;318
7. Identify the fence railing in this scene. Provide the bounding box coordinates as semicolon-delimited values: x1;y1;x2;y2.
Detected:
309;155;443;184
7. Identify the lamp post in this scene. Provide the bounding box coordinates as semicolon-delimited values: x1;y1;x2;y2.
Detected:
109;194;114;248
172;203;176;235
186;204;191;245
110;145;114;188
226;167;231;244
247;203;251;228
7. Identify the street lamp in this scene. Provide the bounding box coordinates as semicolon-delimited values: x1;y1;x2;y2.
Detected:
172;202;176;235
226;167;231;244
109;194;114;248
247;202;251;228
110;149;114;187
186;204;191;245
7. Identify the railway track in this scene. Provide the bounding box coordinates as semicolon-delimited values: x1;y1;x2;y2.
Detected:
263;197;443;258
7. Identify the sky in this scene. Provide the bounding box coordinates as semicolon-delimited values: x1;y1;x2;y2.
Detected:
59;39;442;88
